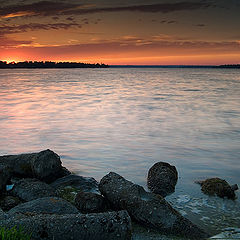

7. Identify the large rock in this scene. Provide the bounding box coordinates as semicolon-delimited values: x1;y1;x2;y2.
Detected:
0;149;67;183
0;164;11;193
11;178;57;201
147;162;178;197
0;195;22;211
198;178;237;200
75;192;108;213
8;197;79;215
50;174;99;203
0;211;132;240
99;172;209;240
0;208;6;220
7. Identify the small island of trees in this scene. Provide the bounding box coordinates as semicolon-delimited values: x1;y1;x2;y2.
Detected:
0;61;109;69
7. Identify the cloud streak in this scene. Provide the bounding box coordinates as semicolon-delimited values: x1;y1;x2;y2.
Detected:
0;1;214;18
0;23;82;35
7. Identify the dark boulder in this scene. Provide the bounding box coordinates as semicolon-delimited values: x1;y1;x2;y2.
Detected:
50;174;99;203
75;192;109;213
8;197;79;215
147;162;178;197
0;149;68;183
0;211;132;240
0;164;11;193
99;172;209;240
11;178;57;201
198;178;237;199
0;195;22;211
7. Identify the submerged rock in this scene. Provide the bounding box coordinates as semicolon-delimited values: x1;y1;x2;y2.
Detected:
8;197;79;215
197;178;237;200
75;192;109;213
0;149;68;183
0;211;132;240
147;162;178;197
99;172;209;240
11;178;57;201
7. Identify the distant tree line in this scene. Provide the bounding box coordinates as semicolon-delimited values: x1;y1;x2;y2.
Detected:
217;64;240;68
0;61;109;69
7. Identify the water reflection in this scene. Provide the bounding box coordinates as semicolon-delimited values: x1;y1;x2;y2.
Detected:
0;68;240;232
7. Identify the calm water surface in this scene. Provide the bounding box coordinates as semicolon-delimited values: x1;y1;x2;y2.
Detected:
0;68;239;234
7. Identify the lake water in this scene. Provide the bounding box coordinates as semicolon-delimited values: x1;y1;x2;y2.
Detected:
0;68;239;235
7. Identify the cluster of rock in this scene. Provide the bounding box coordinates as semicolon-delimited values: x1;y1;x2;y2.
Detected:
0;149;223;240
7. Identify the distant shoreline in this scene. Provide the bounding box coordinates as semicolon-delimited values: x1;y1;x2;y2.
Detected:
110;64;240;69
0;61;109;69
0;61;239;69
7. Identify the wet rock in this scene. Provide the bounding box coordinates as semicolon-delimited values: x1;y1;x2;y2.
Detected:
50;174;99;203
210;228;240;239
147;162;178;197
0;149;67;183
99;172;209;240
0;195;22;211
8;197;79;215
198;178;237;199
11;178;57;201
0;211;132;240
0;164;11;193
75;192;109;213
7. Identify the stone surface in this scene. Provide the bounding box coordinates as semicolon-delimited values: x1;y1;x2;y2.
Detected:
8;197;79;215
75;192;108;213
199;178;236;199
99;172;209;240
0;211;132;240
51;174;99;203
11;178;57;201
0;149;67;183
51;174;99;192
147;162;178;197
0;164;11;193
210;228;240;239
0;195;22;211
0;208;6;220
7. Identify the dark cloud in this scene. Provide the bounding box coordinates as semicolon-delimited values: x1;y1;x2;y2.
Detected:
0;1;214;18
0;35;32;48
64;1;214;15
66;17;74;21
0;23;82;35
0;1;80;18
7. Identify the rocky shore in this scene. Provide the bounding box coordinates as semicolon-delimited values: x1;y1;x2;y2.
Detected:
0;149;237;239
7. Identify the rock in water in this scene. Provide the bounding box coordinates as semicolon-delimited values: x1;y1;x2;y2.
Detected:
199;178;237;199
0;211;132;240
99;172;209;240
147;162;178;197
8;197;79;215
0;149;67;183
11;178;57;201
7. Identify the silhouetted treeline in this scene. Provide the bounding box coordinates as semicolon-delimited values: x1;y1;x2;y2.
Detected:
217;64;240;69
0;61;109;69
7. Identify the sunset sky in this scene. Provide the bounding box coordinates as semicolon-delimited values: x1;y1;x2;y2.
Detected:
0;0;240;65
